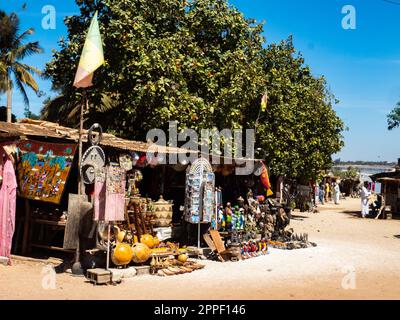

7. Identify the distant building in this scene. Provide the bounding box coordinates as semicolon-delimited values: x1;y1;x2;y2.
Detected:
370;159;400;217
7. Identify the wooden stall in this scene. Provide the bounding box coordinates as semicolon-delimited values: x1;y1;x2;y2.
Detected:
0;119;192;259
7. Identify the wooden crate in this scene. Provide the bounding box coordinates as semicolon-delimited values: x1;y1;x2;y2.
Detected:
86;268;112;285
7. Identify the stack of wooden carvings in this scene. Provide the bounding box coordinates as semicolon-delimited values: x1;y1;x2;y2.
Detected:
150;256;205;276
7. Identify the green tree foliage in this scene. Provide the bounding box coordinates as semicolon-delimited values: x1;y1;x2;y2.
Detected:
45;0;265;134
0;10;43;122
387;102;400;130
44;0;344;181
250;39;344;181
333;166;360;180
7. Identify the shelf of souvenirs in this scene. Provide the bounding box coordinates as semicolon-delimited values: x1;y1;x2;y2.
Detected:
31;207;68;227
31;218;67;227
30;243;74;253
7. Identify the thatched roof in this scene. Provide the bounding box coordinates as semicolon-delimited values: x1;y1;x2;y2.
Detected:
0;119;192;155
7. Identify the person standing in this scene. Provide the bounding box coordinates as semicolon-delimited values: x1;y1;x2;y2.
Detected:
360;181;371;218
334;182;341;205
325;182;330;202
319;183;325;205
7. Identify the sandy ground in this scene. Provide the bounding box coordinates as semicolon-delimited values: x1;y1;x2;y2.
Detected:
1;197;400;300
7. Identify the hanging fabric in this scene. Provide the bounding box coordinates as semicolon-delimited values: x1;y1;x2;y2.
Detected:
0;147;17;263
94;165;126;222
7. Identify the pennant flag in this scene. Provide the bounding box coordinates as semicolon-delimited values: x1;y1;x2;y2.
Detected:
261;91;268;112
73;11;104;88
260;161;274;197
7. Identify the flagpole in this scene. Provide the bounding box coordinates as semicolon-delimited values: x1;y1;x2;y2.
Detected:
78;91;86;196
72;90;86;276
71;10;103;276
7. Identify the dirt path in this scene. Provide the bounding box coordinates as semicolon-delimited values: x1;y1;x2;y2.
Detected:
1;198;400;300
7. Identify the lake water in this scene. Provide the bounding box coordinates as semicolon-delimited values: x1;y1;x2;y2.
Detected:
333;165;394;185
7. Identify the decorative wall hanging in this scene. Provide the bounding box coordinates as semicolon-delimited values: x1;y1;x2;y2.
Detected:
184;157;215;224
16;140;77;204
119;153;133;172
80;145;106;184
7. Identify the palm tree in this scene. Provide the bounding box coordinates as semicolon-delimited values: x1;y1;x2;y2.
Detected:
0;11;42;122
40;92;120;127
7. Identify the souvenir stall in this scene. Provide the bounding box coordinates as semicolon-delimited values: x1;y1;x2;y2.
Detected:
0;120;206;281
201;160;317;262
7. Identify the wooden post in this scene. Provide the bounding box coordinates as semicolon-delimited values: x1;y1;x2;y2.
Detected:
22;199;30;255
73;91;86;271
77;92;86;196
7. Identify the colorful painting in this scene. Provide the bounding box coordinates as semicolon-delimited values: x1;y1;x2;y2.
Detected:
16;140;78;204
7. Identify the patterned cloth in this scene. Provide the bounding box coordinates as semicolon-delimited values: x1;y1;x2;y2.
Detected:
94;166;126;222
0;153;17;263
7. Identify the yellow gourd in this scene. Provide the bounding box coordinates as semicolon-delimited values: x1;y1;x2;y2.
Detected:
140;234;155;249
132;243;151;263
178;254;188;263
112;243;134;266
117;231;126;243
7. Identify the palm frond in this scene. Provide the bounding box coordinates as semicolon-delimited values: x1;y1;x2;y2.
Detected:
14;41;43;59
13;62;39;92
99;92;120;112
15;62;41;76
15;28;34;43
0;11;19;52
14;76;29;106
41;92;121;125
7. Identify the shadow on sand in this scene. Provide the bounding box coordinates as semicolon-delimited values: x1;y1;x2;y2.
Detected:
290;214;311;221
341;210;400;220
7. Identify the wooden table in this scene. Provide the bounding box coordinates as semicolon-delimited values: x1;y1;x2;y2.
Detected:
29;218;74;253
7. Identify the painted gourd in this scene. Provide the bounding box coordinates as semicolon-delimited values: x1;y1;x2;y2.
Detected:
177;254;188;263
117;231;126;243
131;243;151;263
152;236;160;248
112;243;134;266
140;234;155;248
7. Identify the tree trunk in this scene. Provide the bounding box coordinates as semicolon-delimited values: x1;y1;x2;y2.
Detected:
6;81;12;123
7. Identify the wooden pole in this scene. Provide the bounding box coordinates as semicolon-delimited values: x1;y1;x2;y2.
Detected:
77;92;86;196
21;199;30;255
106;223;110;271
73;91;86;270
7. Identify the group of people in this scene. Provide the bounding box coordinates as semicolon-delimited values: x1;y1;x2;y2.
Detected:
317;180;373;218
317;181;341;205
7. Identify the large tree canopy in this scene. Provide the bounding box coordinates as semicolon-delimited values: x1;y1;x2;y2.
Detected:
44;0;344;180
45;0;265;134
251;39;345;180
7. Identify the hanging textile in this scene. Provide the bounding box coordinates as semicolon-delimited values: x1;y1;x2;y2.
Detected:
260;161;274;197
0;147;17;262
16;140;77;204
94;165;126;222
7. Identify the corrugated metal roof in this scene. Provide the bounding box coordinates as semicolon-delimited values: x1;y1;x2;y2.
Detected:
0;119;193;154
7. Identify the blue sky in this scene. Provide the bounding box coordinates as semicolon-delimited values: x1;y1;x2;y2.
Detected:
1;0;400;162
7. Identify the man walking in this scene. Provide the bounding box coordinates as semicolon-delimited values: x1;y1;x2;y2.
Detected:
360;181;371;218
333;182;341;205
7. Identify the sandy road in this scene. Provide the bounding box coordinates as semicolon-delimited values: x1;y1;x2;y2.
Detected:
1;198;400;300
